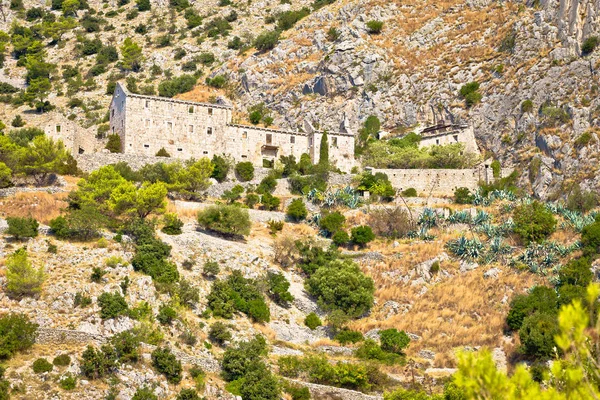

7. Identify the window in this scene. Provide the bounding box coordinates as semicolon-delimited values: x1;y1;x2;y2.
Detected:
207;127;212;135
203;151;208;154
332;137;338;147
290;135;295;144
188;125;194;133
145;119;150;128
436;139;440;145
167;122;173;132
188;106;194;113
242;131;247;138
177;148;183;152
144;144;149;148
266;134;272;144
208;108;213;116
242;155;247;158
56;125;61;133
145;100;150;108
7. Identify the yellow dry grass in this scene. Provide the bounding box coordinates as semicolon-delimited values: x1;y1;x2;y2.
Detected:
0;192;68;224
175;85;227;103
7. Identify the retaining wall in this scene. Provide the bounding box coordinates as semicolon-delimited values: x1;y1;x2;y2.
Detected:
284;378;383;400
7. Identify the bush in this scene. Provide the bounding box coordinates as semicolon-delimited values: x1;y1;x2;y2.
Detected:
582;218;600;256
287;199;308;221
221;335;267;381
519;312;558;359
178;279;200;308
32;358;53;373
266;271;294;306
203;259;220;277
566;185;597;212
368;207;415;239
261;193;281;211
235;162;254;181
401;187;417;197
0;162;12;189
205;75;227;88
5;248;45;298
319;211;345;236
351;226;375;247
162;213;184;235
207;271;270;322
132;386;157;400
366;20;383;34
334;329;364;344
305;260;374;318
211;155;230;182
355;339;400;364
304;312;322;330
513;201;556;244
197;204;251;237
332;230;350;246
454;187;474;204
158;75;197;97
156;147;170;157
80;345;117;379
111;330;141;363
506;286;558;331
59;373;77;390
522;99;534;113
459;82;482;107
157;304;177;325
255;30;280;51
7;216;39;240
209;321;232;345
151;347;182;384
582;36;599;55
97;292;129;319
90;267;107;283
74;292;92;308
0;313;38;360
105;134;121;153
379;328;410;354
177;388;201;400
53;354;71;366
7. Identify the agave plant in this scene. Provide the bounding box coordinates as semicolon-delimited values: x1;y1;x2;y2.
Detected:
448;210;472;224
476;222;499;238
446;236;485;260
418;208;442;230
473;210;491;225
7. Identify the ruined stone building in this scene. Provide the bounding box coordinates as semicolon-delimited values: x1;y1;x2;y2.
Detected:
417;121;480;155
108;82;356;171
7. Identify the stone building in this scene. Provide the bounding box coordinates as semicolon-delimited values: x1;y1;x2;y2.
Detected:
417;121;480;155
109;82;356;171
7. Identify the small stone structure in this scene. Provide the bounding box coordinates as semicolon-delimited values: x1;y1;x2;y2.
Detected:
417;121;480;155
109;82;356;172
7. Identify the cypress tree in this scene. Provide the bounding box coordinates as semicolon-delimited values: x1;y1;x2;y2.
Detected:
318;131;329;171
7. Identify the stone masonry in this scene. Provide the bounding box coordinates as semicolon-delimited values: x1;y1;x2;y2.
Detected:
109;82;356;172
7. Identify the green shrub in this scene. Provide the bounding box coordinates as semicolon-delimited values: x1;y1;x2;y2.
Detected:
558;258;593;288
105;134;121;153
305;260;374;318
521;99;533;113
207;271;270;322
59;373;77;390
366;20;383;34
255;30;280;51
158;75;197;97
332;230;350;246
156;147;170;157
52;354;71;366
379;328;410;354
205;75;227;88
304;312;322;330
80;345;117;379
157;304;177;325
110;330;141;363
266;271;294;306
197;204;251;237
211;155;230;182
235;162;254;181
5;248;45;298
319;211;345;236
203;259;220;277
519;312;558;359
582;218;600;256
506;286;558;331
401;187;417;197
261;193;281;211
0;313;38;360
221;335;267;381
178;279;200;308
90;267;107;283
582;36;599;55
32;358;53;373
0;162;12;188
334;329;364;344
209;321;232;345
7;216;39;240
350;226;375;247
74;292;92;308
513;201;556;244
355;339;400;364
132;386;157;400
162;213;184;235
97;292;129;319
459;82;482;107
177;388;201;400
286;199;308;221
151;347;182;384
574;132;594;148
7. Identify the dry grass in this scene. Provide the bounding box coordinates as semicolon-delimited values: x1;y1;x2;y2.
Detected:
0;192;68;224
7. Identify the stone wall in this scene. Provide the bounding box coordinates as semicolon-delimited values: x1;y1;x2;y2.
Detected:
419;125;480;155
283;379;382;400
36;328;107;345
75;153;174;173
368;165;514;196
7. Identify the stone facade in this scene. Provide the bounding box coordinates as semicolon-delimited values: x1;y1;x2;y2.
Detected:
109;82;356;172
44;115;103;155
417;122;480;155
